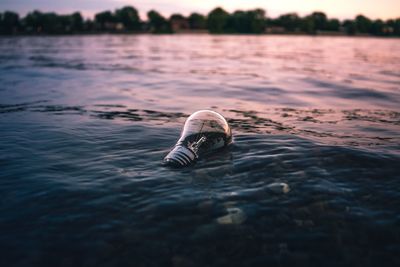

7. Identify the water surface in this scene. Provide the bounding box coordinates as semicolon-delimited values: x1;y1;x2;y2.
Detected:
1;35;400;267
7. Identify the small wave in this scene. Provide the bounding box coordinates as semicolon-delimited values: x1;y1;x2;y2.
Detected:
1;102;399;149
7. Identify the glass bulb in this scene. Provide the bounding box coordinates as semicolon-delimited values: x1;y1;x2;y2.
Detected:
163;110;233;167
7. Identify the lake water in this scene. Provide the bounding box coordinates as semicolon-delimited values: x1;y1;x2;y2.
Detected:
0;35;399;267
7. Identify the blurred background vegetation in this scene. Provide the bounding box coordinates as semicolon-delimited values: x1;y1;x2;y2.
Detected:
0;5;399;36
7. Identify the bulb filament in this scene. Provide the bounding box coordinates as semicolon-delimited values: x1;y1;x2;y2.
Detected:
189;136;207;156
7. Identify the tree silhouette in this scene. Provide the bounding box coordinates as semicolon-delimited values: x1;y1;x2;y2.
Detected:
0;11;20;34
147;10;171;33
207;7;229;33
274;13;301;32
115;6;141;31
326;19;340;31
310;12;328;31
343;20;356;35
95;11;114;31
70;12;84;32
355;15;372;33
188;13;206;29
300;15;315;33
0;5;399;36
387;19;400;35
248;9;266;33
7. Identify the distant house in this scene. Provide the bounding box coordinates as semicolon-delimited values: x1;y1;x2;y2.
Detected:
383;26;394;34
265;26;286;34
96;22;125;32
105;22;115;31
115;23;125;31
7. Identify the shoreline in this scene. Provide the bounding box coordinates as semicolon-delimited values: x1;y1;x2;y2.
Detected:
0;32;399;38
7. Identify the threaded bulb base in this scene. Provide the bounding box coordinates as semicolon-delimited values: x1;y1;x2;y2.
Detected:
163;145;197;167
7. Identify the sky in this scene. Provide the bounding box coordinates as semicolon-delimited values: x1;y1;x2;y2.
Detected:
0;0;399;20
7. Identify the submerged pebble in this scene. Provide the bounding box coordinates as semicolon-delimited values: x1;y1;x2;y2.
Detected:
266;182;290;194
216;207;247;225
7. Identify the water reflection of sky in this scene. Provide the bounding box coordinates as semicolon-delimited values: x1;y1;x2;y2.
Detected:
0;35;399;150
1;35;399;111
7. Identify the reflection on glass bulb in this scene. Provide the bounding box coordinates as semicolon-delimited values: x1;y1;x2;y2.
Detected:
163;110;233;168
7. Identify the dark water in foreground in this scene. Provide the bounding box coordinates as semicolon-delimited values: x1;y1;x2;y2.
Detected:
0;35;400;267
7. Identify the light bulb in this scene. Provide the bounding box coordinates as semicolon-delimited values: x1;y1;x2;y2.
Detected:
163;110;233;167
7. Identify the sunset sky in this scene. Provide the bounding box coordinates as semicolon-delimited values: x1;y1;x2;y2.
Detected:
1;0;399;20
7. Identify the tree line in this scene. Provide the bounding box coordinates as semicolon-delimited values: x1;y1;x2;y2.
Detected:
0;6;399;36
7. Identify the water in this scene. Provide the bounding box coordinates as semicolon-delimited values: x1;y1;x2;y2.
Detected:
0;35;399;266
